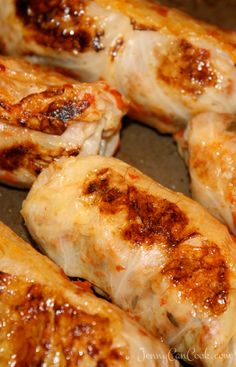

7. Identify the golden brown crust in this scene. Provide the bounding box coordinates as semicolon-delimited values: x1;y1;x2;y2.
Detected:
158;39;217;97
16;0;105;53
0;142;78;175
83;166;229;316
161;240;229;315
0;271;129;366
83;167;190;247
0;85;94;135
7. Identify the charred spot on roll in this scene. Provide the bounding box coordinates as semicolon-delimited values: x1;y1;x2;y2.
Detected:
0;272;125;365
83;166;229;316
162;240;229;315
0;143;80;175
15;0;105;53
0;85;93;135
83;167;190;247
158;39;218;97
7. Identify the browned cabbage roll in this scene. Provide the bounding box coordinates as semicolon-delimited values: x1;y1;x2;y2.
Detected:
0;56;126;188
0;221;176;367
176;112;236;235
22;155;236;367
1;1;236;132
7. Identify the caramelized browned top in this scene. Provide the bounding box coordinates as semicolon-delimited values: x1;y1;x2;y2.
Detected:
0;85;94;135
83;167;229;315
0;272;128;366
83;167;190;247
162;240;229;315
0;142;78;175
16;0;105;53
158;39;217;97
